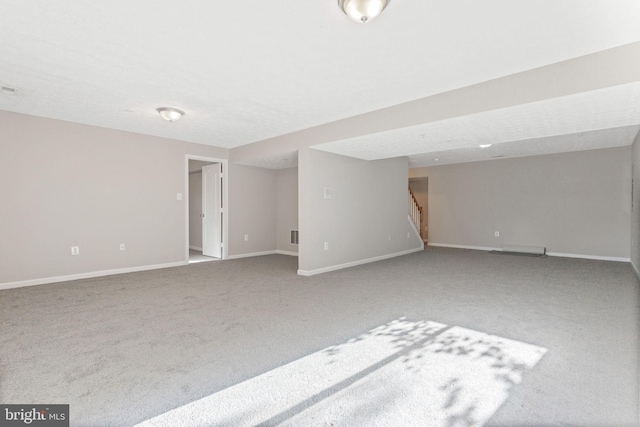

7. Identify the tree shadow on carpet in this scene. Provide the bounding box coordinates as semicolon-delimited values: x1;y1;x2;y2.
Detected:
136;318;547;427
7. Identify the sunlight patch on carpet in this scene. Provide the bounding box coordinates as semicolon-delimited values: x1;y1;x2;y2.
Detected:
136;318;547;427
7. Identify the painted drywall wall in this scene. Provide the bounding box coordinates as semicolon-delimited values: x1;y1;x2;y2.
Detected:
0;110;228;286
298;148;423;274
631;132;640;275
277;167;298;254
410;147;631;259
188;171;203;250
227;164;277;256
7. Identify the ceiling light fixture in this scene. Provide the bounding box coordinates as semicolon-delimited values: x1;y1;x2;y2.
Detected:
479;144;493;148
338;0;390;23
157;107;184;122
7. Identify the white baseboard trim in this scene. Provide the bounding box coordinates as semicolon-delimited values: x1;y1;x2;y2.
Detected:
226;250;299;259
428;243;500;252
0;261;187;291
275;250;299;257
428;243;630;263
297;246;423;276
189;245;203;251
546;252;630;262
225;250;278;260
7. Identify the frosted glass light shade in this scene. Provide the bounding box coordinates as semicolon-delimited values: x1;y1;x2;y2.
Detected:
338;0;390;23
157;107;184;121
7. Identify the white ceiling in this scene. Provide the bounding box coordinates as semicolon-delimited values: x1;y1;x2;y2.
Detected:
314;82;640;166
1;1;639;168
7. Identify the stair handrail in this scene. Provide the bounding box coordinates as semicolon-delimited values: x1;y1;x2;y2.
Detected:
408;187;423;239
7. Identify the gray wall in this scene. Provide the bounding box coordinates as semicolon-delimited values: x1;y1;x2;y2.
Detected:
410;147;631;259
298;148;422;274
631;133;640;275
227;164;277;256
226;165;298;258
0;110;228;285
188;171;203;250
277;167;299;254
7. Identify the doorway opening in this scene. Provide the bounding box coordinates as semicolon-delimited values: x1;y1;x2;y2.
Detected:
186;156;228;264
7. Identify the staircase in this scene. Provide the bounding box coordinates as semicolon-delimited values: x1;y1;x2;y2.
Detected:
409;187;423;240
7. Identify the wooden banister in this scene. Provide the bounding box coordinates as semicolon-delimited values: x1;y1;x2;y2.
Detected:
408;187;423;239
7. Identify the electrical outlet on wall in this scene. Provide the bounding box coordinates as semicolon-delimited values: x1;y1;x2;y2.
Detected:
324;242;329;250
244;234;249;241
71;246;80;255
120;243;125;251
494;231;500;237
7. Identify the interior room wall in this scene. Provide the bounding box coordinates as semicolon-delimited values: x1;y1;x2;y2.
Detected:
227;164;277;257
631;132;640;276
0;110;228;287
410;146;631;260
276;167;299;254
188;171;203;250
298;148;423;275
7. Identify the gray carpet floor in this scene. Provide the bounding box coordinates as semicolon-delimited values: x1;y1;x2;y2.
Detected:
1;247;638;426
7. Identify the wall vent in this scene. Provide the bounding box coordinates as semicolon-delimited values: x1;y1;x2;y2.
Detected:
290;230;299;245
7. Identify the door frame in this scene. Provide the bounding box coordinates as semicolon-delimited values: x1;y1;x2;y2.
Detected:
185;155;228;261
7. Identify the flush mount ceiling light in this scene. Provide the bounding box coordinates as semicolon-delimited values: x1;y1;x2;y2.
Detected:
479;144;493;148
157;107;184;122
338;0;390;23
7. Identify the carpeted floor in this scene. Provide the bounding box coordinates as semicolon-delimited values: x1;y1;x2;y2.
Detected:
1;247;638;426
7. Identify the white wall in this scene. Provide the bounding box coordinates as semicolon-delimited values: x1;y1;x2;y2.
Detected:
277;167;298;254
410;147;631;260
0;110;228;287
298;148;423;275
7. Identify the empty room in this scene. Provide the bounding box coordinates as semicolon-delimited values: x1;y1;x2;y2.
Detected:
1;2;639;426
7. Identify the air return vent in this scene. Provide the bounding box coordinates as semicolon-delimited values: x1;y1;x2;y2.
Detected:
290;230;299;245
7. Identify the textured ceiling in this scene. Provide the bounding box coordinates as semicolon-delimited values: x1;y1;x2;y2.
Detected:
1;1;639;167
314;82;640;166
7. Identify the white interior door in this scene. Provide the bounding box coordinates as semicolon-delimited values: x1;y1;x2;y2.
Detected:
202;164;222;258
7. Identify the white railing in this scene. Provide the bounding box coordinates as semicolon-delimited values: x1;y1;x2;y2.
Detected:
409;188;423;239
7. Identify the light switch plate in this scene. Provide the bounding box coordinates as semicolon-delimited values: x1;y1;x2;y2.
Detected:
323;187;332;200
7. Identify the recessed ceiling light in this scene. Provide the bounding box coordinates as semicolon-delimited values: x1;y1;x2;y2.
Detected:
479;144;493;148
434;158;440;162
157;107;184;122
